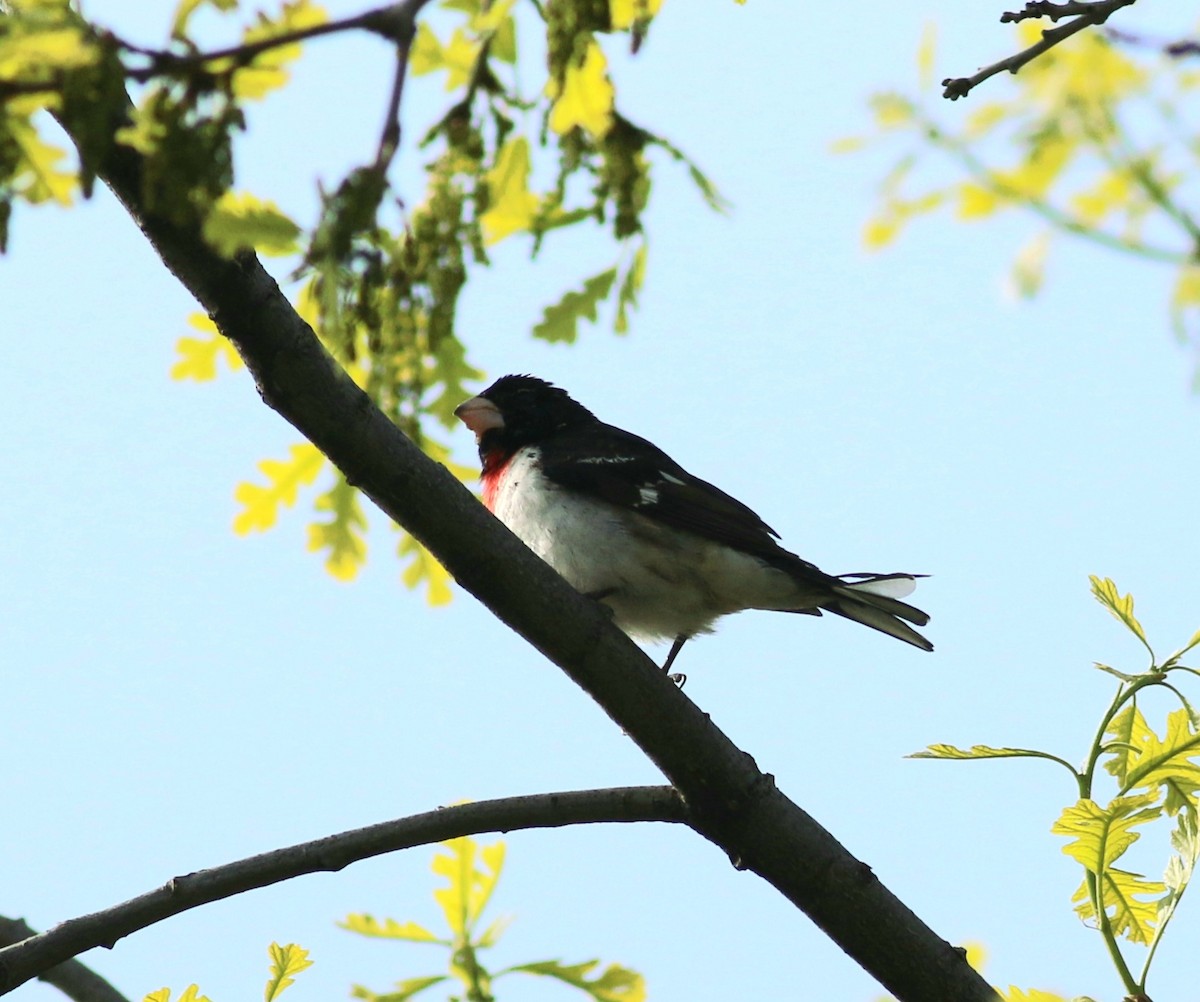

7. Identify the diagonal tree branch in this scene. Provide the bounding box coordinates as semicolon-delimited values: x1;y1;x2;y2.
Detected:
0;788;685;988
0;918;129;1002
0;9;999;1001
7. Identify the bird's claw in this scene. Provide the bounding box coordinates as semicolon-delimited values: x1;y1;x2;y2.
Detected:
668;672;687;687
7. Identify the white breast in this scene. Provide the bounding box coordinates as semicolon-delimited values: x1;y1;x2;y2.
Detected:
489;447;808;643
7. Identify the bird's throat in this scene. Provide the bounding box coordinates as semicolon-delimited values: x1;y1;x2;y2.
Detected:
479;448;512;511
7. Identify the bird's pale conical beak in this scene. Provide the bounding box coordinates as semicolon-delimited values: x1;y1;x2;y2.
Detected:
454;396;505;437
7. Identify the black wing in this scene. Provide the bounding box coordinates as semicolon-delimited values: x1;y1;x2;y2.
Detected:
539;422;815;566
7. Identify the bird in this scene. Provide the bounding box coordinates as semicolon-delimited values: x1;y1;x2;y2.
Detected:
454;374;931;680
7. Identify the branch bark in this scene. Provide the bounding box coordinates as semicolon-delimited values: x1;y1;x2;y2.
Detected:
0;9;1000;1001
0;918;130;1002
0;789;685;989
942;0;1137;100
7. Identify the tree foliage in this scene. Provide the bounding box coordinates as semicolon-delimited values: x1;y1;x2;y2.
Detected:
915;577;1200;999
0;0;720;596
844;8;1200;377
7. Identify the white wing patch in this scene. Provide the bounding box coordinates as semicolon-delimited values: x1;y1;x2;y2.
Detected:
637;486;659;506
576;455;637;464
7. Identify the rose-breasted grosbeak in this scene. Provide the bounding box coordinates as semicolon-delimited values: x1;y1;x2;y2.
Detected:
455;374;931;678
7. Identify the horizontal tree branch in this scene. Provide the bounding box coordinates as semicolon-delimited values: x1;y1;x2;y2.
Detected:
0;8;1000;1000
0;788;686;989
942;0;1137;100
0;918;129;1002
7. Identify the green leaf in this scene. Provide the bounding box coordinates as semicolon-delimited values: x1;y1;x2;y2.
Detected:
233;444;325;534
397;534;454;605
232;0;328;100
170;314;244;381
1165;626;1200;668
506;960;646;1002
533;268;617;343
1119;707;1200;813
264;943;313;1002
614;243;646;334
1089;575;1154;657
203;191;301;257
430;835;505;938
909;744;1077;775
1153;810;1199;943
475;913;514;948
548;40;614;139
408;22;443;75
1071;867;1165;944
350;977;449;1002
480;136;538;245
1052;793;1161;872
339;914;444;943
307;474;368;581
171;0;238;39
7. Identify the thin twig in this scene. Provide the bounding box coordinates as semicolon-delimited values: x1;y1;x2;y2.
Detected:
0;918;130;1002
942;0;1137;100
0;788;686;995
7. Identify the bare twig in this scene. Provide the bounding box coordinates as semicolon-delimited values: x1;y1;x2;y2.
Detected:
0;918;129;1002
942;0;1137;100
0;788;686;993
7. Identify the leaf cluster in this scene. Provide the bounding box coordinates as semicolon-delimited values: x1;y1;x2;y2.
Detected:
914;577;1200;999
841;19;1200;370
341;834;645;1002
0;0;723;595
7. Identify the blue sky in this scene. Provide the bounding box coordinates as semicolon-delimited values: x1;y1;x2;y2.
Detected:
4;2;1200;1000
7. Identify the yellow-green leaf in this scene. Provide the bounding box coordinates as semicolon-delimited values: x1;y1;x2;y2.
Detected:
0;25;98;78
231;0;328;100
1008;231;1051;299
350;975;448;1002
863;214;900;250
1120;707;1200;813
170;314;243;381
508;960;646;1002
1071;867;1165;944
610;0;663;31
142;988;212;1002
1170;265;1200;339
1052;793;1161;872
1089;575;1152;654
307;475;368;581
234;444;325;534
409;21;444;75
956;182;1000;220
868;93;914;130
533;268;617;342
339;914;444;943
203;191;301;257
398;534;453;605
6;117;76;205
265;943;313;1002
439;28;479;90
548;40;614;140
171;0;238;39
1000;989;1072;1002
480;136;538;245
916;21;936;91
430;836;505;938
830;135;868;155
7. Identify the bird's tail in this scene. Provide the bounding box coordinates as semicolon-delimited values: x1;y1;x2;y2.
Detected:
822;573;933;651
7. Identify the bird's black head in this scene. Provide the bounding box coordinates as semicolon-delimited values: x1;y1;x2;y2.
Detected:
455;375;596;457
